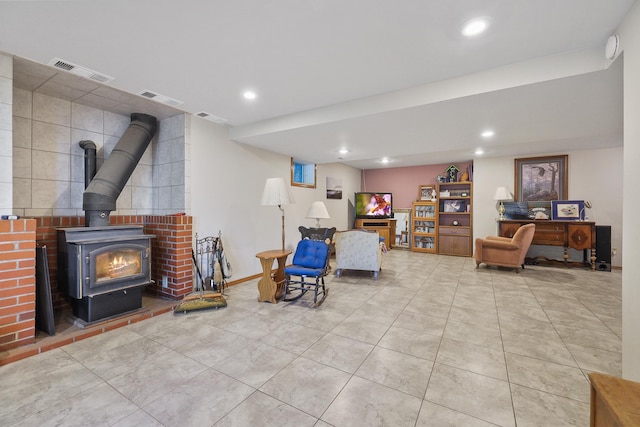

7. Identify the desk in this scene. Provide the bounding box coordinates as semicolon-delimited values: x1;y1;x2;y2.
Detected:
589;372;640;426
255;249;291;303
498;220;596;270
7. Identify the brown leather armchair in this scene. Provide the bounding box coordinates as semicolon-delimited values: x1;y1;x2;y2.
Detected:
475;223;536;272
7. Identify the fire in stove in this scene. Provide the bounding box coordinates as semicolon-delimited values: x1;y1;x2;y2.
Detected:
96;249;142;282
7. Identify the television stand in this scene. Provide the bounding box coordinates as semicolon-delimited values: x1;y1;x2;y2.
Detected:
354;218;397;249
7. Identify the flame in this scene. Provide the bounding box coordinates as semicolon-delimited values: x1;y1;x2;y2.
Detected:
111;255;129;269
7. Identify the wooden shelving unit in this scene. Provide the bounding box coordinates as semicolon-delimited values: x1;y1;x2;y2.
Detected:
437;181;473;257
411;200;437;253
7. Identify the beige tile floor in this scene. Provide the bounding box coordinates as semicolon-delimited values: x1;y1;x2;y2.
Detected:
0;250;622;426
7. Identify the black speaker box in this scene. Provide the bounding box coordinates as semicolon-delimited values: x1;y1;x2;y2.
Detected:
595;225;612;271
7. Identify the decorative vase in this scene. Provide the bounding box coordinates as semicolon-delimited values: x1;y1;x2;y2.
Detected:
459;169;470;182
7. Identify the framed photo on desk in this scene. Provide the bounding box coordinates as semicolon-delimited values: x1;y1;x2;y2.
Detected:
551;200;584;221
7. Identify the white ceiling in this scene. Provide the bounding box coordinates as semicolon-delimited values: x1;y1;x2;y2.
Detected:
0;0;634;169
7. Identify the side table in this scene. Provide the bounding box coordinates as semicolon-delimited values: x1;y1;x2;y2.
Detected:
255;249;292;303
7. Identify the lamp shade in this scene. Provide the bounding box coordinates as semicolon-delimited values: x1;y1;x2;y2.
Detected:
306;201;330;221
493;186;512;201
261;177;294;206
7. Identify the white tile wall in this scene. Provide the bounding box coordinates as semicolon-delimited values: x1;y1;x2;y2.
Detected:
104;111;129;136
0;77;12;105
115;185;132;210
0;129;11;156
0;155;11;179
71;103;103;133
12;88;31;119
32;122;71;153
0;55;12;79
12;147;30;178
13;177;30;209
152;114;187;214
31;179;70;209
0;53;12;215
10;81;188;216
0;182;12;212
33;93;70;126
0;103;11;131
12;116;31;148
31;150;70;181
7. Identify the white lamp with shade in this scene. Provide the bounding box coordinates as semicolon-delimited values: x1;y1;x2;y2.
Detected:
306;201;330;228
494;186;513;221
261;177;295;250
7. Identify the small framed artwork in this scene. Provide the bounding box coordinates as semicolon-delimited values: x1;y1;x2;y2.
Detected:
551;200;584;221
528;202;552;220
419;185;434;201
443;200;466;212
503;201;529;220
326;177;342;199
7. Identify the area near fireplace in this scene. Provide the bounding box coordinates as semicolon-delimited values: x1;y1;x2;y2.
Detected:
0;214;193;357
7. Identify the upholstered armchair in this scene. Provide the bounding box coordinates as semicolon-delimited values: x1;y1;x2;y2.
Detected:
475;223;536;272
334;229;383;280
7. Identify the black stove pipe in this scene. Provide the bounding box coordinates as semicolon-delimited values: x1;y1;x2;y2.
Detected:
79;140;96;189
83;113;158;227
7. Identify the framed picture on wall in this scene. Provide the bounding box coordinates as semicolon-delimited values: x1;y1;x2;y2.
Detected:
326;177;342;199
515;155;568;202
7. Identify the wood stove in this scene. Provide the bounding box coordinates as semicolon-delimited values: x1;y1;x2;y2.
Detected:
57;225;154;323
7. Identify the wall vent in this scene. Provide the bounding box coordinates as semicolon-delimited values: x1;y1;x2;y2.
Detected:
48;57;115;84
138;90;184;107
194;111;228;124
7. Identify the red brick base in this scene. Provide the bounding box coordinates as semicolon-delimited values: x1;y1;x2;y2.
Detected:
1;215;193;352
0;219;37;352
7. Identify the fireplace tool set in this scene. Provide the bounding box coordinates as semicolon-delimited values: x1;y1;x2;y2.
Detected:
175;232;231;314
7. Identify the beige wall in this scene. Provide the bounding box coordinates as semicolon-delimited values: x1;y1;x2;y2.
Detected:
189;116;361;280
473;147;623;267
618;0;640;381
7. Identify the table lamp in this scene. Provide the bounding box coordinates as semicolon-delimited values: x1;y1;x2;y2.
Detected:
306;201;330;228
494;186;512;221
261;177;295;250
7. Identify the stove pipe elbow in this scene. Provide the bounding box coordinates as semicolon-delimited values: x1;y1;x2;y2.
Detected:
83;113;158;227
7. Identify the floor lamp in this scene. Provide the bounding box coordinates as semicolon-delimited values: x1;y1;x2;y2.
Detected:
261;177;295;250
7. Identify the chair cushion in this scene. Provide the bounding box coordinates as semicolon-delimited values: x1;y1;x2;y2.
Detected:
291;240;329;270
285;266;326;276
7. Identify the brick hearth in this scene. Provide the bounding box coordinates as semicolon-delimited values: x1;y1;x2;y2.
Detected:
0;215;192;354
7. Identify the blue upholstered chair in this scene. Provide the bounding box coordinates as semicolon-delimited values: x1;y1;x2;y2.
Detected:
284;239;330;306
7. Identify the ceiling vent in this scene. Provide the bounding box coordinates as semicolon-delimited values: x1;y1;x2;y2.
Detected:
138;90;184;107
48;57;115;84
194;111;228;124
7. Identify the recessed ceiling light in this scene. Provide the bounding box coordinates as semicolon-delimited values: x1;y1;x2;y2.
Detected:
461;17;490;37
475;149;485;155
481;130;495;138
339;148;349;154
243;90;257;100
380;157;390;164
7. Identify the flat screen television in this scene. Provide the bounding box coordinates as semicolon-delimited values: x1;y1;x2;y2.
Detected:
355;192;393;219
